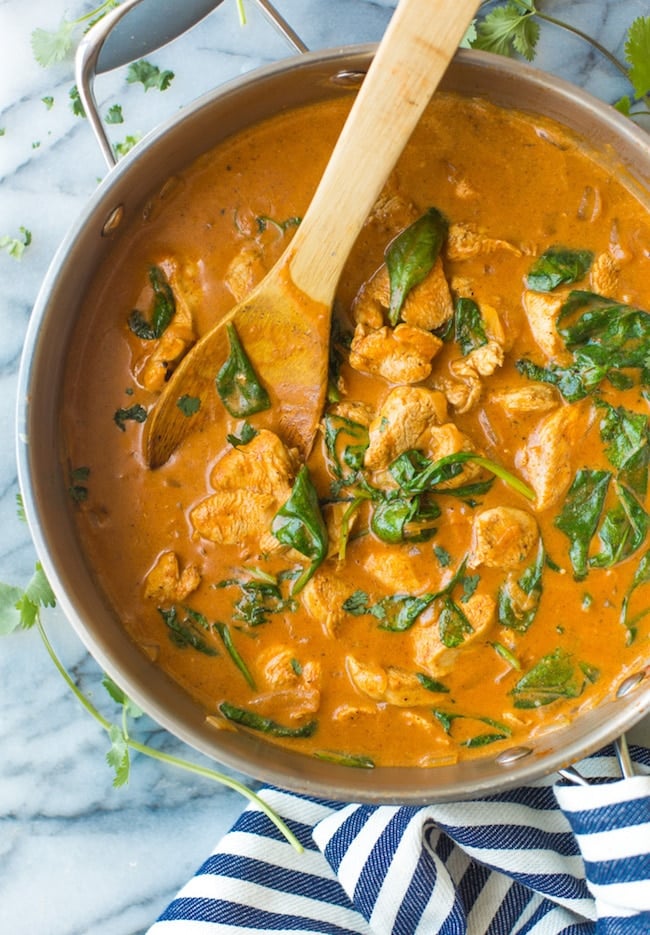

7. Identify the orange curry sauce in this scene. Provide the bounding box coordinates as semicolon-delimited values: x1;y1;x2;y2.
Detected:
64;93;650;767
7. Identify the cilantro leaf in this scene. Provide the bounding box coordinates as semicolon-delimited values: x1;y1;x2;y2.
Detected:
114;134;142;160
177;395;201;417
472;2;539;61
114;403;147;431
625;17;650;99
105;104;124;125
106;724;131;787
1;227;32;260
31;20;76;68
102;675;144;719
0;583;24;635
127;60;175;92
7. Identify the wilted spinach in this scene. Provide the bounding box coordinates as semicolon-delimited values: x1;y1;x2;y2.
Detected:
216;322;271;417
454;297;488;356
554;469;611;578
385;207;448;326
525;247;593;292
128;265;176;340
497;540;545;632
510;647;591;708
272;466;328;594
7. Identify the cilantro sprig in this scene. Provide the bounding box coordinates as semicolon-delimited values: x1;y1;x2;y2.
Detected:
31;0;120;68
472;3;650;119
0;558;301;852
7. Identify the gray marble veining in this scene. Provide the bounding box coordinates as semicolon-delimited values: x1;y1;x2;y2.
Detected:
1;1;648;932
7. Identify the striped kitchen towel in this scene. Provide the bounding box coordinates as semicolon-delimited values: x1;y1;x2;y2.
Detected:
148;743;650;935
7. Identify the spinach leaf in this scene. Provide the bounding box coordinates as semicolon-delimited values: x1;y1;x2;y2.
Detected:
515;357;597;403
216;322;271;417
128;265;176;340
554;469;611;578
370;494;440;544
216;575;296;626
416;672;450;693
385;207;448;326
342;589;433;632
525;247;593;292
158;606;218;656
314;750;375;768
433;709;512;746
322;413;369;491
510;648;585;708
438;597;474;647
214;622;256;689
620;549;650;644
454;297;488;356
219;702;317;738
558;291;650;378
497;541;545;633
518;291;650;401
590;482;649;568
272;466;328;594
598;401;650;495
372;594;434;632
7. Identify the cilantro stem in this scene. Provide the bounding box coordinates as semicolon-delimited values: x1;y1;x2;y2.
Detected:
534;10;629;82
34;614;303;853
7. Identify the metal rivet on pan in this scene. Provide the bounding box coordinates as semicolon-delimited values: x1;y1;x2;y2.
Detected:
616;671;646;698
495;746;533;767
101;204;124;236
330;69;366;88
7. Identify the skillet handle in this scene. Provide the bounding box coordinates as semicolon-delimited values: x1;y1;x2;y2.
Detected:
558;734;635;785
75;0;309;170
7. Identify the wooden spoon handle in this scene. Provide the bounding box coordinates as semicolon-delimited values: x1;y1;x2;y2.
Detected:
287;0;481;304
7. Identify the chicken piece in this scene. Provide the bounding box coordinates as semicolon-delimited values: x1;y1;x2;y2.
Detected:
327;400;374;428
137;260;199;392
332;703;377;722
590;251;621;299
364;547;435;594
143;551;201;603
224;243;268;302
522;290;572;364
364;385;448;470
410;590;496;677
517;403;590;511
346;657;443;707
469;507;539;569
349;322;443;384
491;384;559;416
261;647;301;689
301;562;352;636
441;339;505;415
190;430;298;549
422;422;483;488
446;222;522;261
366;182;418;234
434;375;482;415
254;660;322;721
352;259;453;332
410;625;459;678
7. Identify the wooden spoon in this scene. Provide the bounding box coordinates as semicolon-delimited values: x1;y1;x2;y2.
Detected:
145;0;481;468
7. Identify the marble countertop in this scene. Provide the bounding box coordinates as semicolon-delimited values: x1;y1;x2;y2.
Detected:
1;1;648;932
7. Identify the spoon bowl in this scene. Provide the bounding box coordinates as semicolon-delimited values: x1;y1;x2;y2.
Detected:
144;0;481;467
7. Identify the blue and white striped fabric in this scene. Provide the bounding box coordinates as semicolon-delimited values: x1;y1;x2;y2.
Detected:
148;744;650;935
